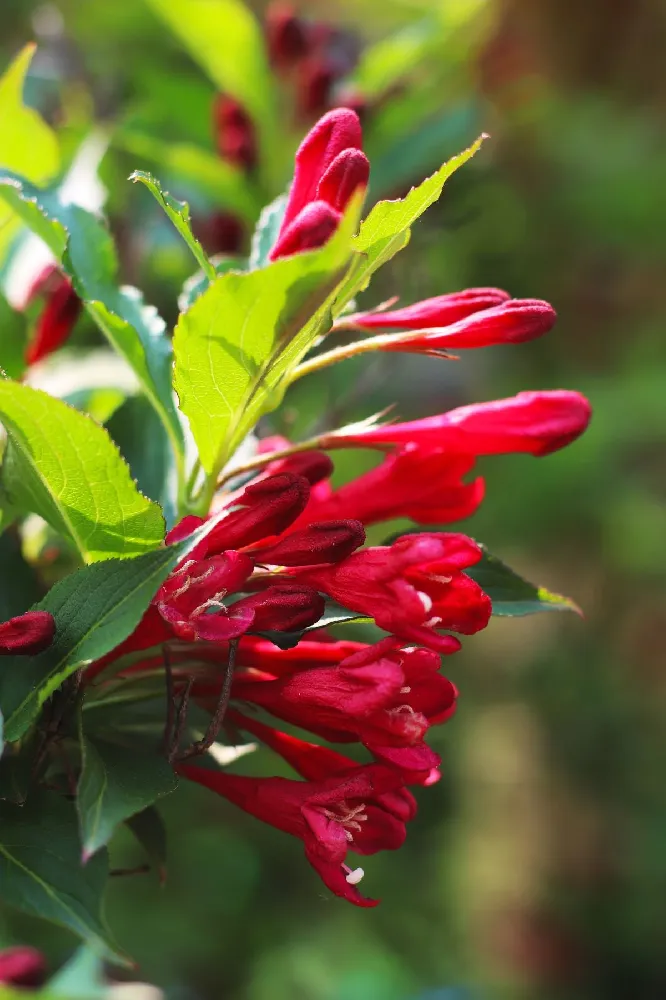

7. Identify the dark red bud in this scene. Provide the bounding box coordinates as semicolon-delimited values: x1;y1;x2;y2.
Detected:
0;611;55;656
297;57;336;118
234;584;325;632
26;278;82;366
316;148;369;213
253;519;365;566
266;2;309;67
268;449;334;485
207;473;311;553
195;211;245;256
0;947;47;988
212;95;257;172
269;201;340;260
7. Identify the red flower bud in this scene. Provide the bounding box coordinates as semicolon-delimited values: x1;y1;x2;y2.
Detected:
25;276;82;366
0;611;55;655
296;57;336;118
353;288;510;330
266;2;309;67
378;299;557;353
268;200;341;260
316;147;370;213
323;390;592;457
230;583;325;633
212;95;257;172
0;947;47;988
252;518;365;566
280;108;363;232
258;437;334;485
207;473;311;553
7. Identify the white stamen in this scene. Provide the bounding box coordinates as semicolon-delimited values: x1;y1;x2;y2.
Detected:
344;866;365;886
400;686;412;694
417;590;433;613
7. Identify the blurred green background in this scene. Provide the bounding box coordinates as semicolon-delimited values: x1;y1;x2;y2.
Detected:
2;0;666;998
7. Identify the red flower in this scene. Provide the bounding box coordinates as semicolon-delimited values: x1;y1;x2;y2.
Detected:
251;518;365;566
320;390;592;457
178;762;407;905
25;269;82;366
350;288;510;330
212;95;257;172
354;298;557;354
270;108;368;260
292;445;485;527
0;947;47;988
0;611;55;655
293;533;490;653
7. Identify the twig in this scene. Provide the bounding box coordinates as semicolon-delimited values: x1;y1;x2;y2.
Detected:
162;645;176;758
168;677;194;764
177;640;238;761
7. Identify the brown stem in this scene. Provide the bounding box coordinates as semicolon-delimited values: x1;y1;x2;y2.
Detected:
177;640;238;762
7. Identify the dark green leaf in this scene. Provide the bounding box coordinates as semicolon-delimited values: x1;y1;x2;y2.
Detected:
248;193;287;270
466;548;582;617
78;734;177;859
0;529;42;621
0;382;165;563
0;792;122;960
126;806;168;883
0;171;183;464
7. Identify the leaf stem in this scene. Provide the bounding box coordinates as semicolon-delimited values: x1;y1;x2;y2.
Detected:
289;329;455;382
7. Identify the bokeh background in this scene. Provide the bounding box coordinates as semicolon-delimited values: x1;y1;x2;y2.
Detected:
2;0;666;998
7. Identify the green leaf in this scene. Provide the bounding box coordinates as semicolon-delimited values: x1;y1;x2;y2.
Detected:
0;381;164;563
126;805;168;882
0;293;27;380
0;792;122;960
174;205;358;479
116;130;260;221
0;529;42;621
107;394;178;530
130;170;216;280
0;45;59;263
334;134;486;311
144;0;275;176
0;517;223;741
465;548;582;617
46;945;106;998
78;734;177;859
0;171;184;465
178;255;246;314
248;193;287;270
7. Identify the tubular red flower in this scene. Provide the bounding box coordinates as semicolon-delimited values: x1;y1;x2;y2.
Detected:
279;108;363;232
25;275;82;366
353;288;510;330
252;518;365;566
0;947;47;988
293;533;489;653
212;95;257;171
269;200;341;259
374;298;557;353
206;473;311;554
292;445;485;527
156;550;254;640
178;762;406;905
0;611;55;656
322;390;592;457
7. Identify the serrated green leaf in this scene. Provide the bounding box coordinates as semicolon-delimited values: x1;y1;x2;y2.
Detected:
130;170;216;280
178;255;246;314
0;45;59;264
0;382;164;563
248;193;287;270
144;0;275;179
116;130;260;221
126;805;168;882
335;135;486;312
0;172;184;465
78;735;177;859
0;792;122;961
174;204;358;479
0;517;223;742
465;548;581;617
